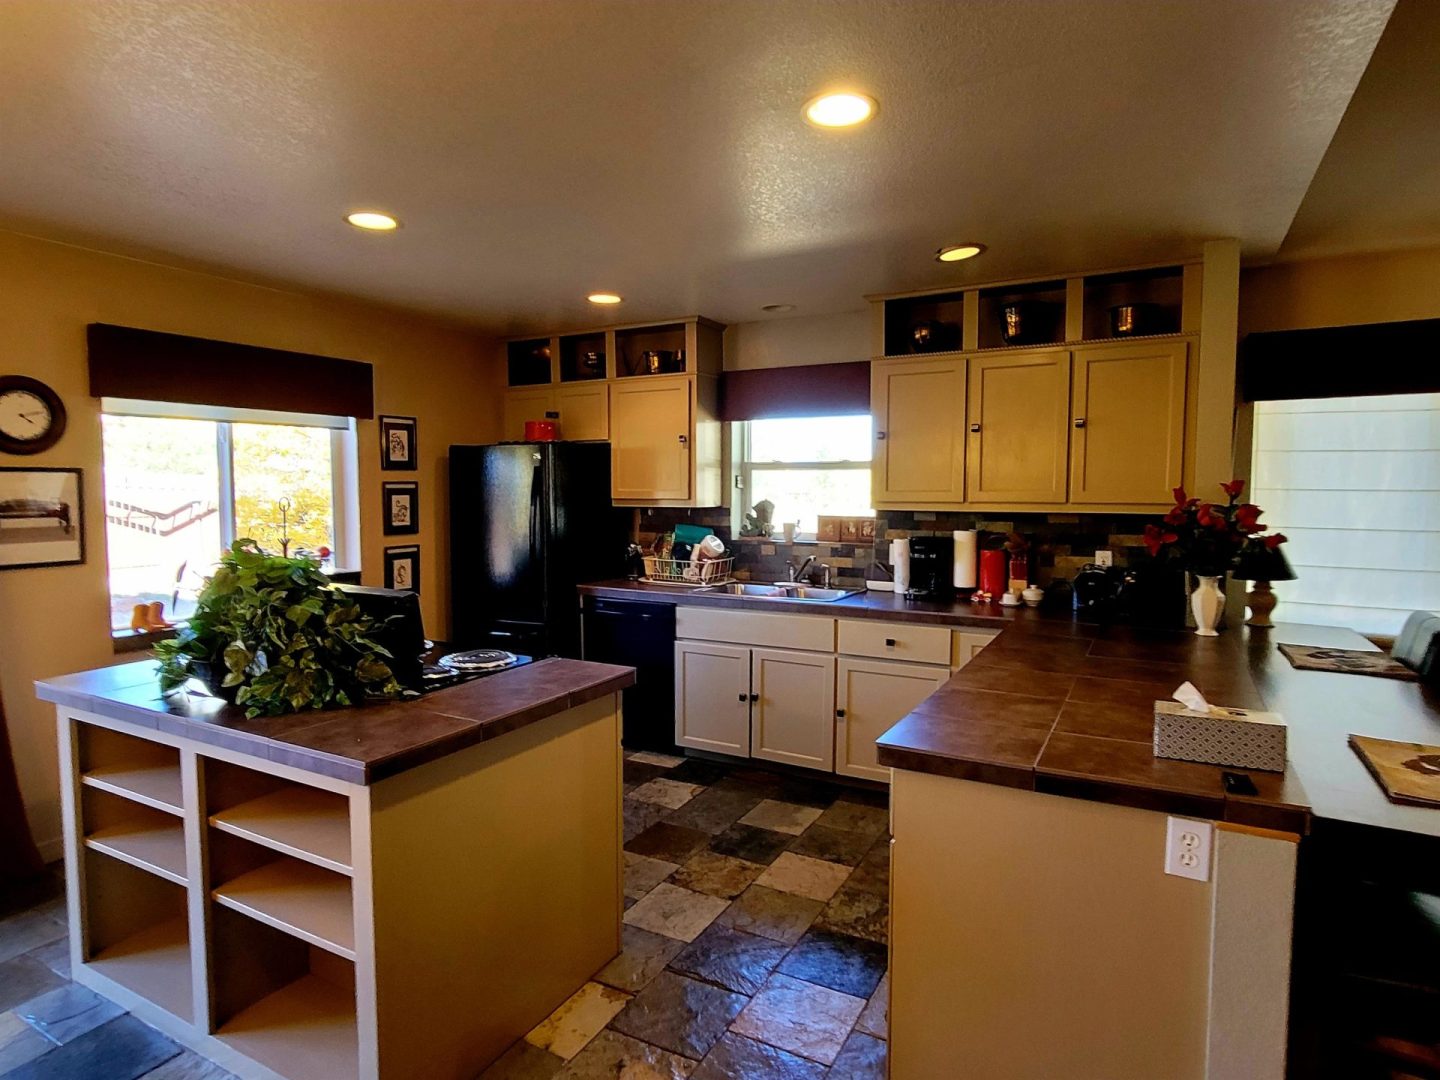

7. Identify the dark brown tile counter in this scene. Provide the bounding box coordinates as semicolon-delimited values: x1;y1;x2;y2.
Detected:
36;657;635;785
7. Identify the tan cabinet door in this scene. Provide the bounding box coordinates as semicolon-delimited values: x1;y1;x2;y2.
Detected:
674;641;750;756
610;377;691;501
872;358;966;504
836;658;949;782
967;351;1071;503
502;388;554;442
1070;341;1188;504
750;648;836;772
555;384;609;441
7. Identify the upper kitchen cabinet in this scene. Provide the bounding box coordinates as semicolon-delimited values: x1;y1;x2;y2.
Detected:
1070;340;1189;504
501;317;723;506
872;357;967;505
966;351;1071;503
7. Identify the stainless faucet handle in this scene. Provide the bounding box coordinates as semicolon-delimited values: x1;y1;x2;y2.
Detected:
819;563;832;587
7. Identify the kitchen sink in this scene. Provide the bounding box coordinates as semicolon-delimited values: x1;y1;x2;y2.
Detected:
720;583;861;602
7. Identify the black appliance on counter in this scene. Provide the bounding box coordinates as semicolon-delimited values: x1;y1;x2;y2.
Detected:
582;597;677;752
1071;563;1123;618
907;535;954;599
450;441;627;658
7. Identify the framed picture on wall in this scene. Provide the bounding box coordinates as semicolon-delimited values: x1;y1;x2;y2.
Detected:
0;467;84;571
379;415;418;471
383;544;420;593
382;481;418;536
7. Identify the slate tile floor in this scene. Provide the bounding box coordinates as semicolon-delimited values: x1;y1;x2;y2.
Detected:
0;753;889;1079
484;751;891;1079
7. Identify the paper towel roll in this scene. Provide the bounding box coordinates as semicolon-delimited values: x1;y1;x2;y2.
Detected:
952;530;977;589
890;538;910;593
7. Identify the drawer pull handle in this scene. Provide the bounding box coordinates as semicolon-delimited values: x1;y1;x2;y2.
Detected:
836;709;846;718
750;693;760;703
969;423;981;433
876;431;886;440
1073;418;1086;429
738;693;747;702
885;638;897;647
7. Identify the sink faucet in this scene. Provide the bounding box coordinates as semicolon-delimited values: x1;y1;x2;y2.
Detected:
788;555;816;583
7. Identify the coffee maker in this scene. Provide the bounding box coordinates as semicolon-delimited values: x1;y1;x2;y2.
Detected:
906;535;955;599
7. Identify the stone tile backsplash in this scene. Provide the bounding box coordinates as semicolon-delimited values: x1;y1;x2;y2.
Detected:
631;508;1156;586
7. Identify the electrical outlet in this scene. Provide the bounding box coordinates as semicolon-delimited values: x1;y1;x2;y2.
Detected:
1165;817;1213;881
1094;549;1114;567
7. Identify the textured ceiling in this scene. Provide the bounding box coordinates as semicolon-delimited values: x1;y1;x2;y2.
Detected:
0;0;1395;333
1277;0;1440;261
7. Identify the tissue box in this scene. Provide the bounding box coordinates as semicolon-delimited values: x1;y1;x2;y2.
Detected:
1153;701;1287;772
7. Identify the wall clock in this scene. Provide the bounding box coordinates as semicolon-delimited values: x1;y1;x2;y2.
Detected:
0;376;67;455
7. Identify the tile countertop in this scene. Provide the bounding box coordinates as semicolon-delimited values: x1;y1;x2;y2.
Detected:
579;580;1440;838
35;657;635;786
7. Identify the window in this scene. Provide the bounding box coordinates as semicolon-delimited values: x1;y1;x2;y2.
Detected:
1250;392;1440;636
740;415;874;536
101;400;358;632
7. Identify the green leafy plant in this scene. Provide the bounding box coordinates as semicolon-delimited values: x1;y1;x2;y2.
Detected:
154;540;402;717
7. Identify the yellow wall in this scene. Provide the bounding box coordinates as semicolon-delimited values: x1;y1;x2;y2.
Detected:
0;229;500;856
1240;244;1440;334
722;310;870;370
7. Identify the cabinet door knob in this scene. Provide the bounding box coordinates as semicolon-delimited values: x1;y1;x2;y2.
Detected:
970;423;981;433
678;434;689;444
545;410;560;419
738;692;747;702
750;693;760;703
876;431;886;440
1073;418;1086;428
885;638;897;647
836;709;846;719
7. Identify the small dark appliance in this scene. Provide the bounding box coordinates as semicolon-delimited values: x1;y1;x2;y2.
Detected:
907;535;954;599
1115;563;1189;627
1071;563;1124;618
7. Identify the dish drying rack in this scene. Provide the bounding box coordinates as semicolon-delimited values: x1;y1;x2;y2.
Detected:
642;555;734;587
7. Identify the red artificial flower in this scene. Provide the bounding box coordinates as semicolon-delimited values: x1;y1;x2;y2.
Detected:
1262;532;1288;549
1195;503;1216;528
1171;486;1188;507
1164;505;1188;526
1234;504;1262;533
1221;479;1246;499
1143;523;1178;557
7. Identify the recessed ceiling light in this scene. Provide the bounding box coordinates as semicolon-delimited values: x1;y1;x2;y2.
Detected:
803;92;877;129
935;243;986;262
761;304;796;313
587;292;623;305
345;211;399;231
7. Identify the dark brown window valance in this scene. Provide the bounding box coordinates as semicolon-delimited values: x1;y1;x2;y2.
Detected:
88;324;375;419
720;361;871;422
1241;318;1440;402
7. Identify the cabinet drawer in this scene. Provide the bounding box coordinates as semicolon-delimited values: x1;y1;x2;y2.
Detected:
837;619;951;666
677;607;835;652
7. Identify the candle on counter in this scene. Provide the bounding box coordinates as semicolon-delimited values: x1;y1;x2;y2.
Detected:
952;529;977;589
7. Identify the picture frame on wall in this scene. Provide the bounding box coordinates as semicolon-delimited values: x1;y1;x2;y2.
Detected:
0;467;84;571
379;415;418;471
383;544;420;593
382;481;419;536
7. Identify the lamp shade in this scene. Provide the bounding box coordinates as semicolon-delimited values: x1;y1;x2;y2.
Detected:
1233;543;1296;582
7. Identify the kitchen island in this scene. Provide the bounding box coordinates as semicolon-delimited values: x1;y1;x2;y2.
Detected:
580;580;1440;1078
35;657;634;1080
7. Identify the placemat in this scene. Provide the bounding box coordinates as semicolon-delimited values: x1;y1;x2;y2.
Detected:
1351;735;1440;807
1278;642;1418;681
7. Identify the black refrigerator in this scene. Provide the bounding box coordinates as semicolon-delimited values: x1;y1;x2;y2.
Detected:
450;441;627;658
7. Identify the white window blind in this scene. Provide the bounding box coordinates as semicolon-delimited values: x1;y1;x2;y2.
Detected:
1250;393;1440;635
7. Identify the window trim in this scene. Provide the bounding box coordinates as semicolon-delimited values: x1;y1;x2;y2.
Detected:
736;418;874;540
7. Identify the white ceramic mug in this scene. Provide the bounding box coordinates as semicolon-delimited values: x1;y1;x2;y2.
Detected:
783;522;797;543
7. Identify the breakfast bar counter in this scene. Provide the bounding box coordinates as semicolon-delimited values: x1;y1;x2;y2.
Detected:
34;658;634;1080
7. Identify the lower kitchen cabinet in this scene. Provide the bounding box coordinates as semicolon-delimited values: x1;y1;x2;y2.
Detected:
836;658;950;782
674;640;751;756
751;649;837;772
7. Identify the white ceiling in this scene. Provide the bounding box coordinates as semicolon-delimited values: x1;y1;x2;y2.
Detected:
0;0;1395;334
1276;0;1440;261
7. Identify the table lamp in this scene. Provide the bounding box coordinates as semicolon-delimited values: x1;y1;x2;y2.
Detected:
1233;544;1296;627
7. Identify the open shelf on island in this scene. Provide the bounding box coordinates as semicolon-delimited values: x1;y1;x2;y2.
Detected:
79;725;183;815
211;786;352;876
213;854;355;960
83;850;192;1021
83;787;187;884
212;905;358;1080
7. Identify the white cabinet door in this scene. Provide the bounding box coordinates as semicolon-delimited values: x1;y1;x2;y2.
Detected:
675;641;751;756
610;377;692;501
502;388;555;441
836;658;950;782
555;383;609;441
953;630;1001;670
750;648;836;772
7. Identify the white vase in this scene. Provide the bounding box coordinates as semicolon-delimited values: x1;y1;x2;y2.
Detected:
1189;574;1224;637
